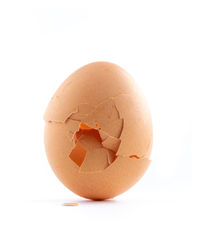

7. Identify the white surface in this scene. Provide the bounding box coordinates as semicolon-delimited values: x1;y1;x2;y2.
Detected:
0;1;198;249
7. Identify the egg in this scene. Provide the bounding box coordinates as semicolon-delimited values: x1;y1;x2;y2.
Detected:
44;62;153;200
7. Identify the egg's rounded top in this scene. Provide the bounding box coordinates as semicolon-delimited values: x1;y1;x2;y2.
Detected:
44;62;144;122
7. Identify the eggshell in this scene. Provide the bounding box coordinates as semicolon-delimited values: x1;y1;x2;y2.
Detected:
44;62;152;200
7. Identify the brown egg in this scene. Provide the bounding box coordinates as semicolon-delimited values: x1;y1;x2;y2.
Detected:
44;62;153;200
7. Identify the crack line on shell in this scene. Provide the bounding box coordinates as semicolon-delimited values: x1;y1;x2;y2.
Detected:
46;93;150;162
45;93;132;123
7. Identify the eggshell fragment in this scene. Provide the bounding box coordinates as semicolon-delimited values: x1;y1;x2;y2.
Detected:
63;203;79;206
44;62;153;200
80;148;108;172
102;136;121;152
106;150;116;165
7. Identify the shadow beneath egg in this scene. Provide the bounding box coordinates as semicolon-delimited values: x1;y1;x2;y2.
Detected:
75;199;119;206
30;198;121;206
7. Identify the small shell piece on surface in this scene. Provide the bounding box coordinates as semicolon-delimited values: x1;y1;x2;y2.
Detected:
63;203;79;206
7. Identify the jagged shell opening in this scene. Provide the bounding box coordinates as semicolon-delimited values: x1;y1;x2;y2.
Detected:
69;123;117;171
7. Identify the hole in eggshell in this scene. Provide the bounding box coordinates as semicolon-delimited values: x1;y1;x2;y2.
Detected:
69;123;117;171
69;141;87;167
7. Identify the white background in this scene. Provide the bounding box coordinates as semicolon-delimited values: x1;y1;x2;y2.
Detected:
0;1;199;249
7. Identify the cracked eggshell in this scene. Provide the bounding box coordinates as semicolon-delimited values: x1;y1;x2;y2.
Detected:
44;61;153;200
44;62;136;122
